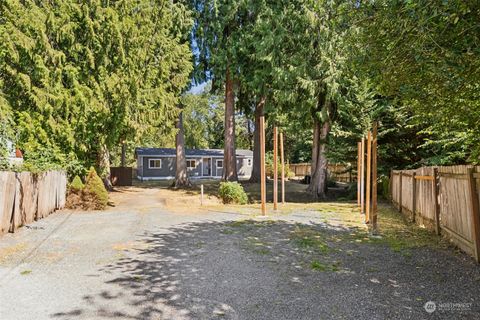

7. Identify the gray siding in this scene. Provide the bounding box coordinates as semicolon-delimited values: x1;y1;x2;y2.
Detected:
237;158;253;177
138;155;253;179
142;156;175;177
186;157;202;177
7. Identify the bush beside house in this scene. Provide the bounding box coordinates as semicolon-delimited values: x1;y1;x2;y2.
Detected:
218;182;248;205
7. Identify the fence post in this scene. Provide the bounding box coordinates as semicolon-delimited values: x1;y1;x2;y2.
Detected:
366;131;372;224
280;131;285;205
360;137;365;214
389;170;393;202
399;171;403;213
259;115;267;216
467;168;480;262
273;126;278;211
412;172;416;223
357;141;361;207
372;122;378;229
433;168;441;235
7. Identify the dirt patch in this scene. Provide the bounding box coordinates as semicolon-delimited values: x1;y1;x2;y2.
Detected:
107;186;222;214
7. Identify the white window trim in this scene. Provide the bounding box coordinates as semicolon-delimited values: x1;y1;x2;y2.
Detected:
216;159;224;169
186;159;197;169
148;158;162;169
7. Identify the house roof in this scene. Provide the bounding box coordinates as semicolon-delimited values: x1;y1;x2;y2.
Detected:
135;148;253;158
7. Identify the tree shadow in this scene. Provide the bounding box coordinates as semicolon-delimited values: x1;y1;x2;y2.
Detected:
51;219;480;319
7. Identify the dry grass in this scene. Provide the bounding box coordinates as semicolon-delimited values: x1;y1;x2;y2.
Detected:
122;179;446;254
0;242;28;264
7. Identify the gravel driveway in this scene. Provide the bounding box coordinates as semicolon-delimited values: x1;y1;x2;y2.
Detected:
0;187;479;320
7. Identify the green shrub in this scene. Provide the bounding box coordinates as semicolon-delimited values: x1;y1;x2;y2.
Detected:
218;181;248;205
83;167;108;209
70;175;84;191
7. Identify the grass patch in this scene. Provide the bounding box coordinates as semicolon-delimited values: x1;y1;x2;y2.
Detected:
371;206;446;252
310;260;339;272
290;226;330;254
253;248;271;255
334;205;448;254
20;270;32;275
244;236;272;255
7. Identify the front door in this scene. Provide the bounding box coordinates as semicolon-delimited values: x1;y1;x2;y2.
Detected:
203;158;212;176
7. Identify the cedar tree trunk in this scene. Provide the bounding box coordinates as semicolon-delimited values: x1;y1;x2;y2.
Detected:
308;119;331;199
173;111;192;188
98;144;113;191
249;96;266;183
223;65;238;181
308;93;333;199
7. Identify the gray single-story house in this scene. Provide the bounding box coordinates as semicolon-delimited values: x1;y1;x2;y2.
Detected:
135;148;253;180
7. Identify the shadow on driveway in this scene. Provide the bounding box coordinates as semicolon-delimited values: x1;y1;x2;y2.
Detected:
52;219;480;319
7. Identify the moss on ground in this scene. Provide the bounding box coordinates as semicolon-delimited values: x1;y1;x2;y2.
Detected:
289;226;330;254
310;260;340;272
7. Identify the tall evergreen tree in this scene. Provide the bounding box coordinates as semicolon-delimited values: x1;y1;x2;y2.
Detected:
0;0;192;177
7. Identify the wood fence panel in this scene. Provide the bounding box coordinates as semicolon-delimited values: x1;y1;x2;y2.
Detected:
0;172;16;234
36;172;49;220
415;167;436;229
9;172;39;232
289;163;354;182
439;175;474;255
19;172;38;225
400;170;414;215
1;170;67;236
49;171;58;214
391;171;402;206
390;165;480;260
57;172;67;209
11;174;22;232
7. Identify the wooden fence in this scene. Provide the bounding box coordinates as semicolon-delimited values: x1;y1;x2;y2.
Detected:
289;163;354;182
0;170;67;235
391;165;480;261
110;167;133;186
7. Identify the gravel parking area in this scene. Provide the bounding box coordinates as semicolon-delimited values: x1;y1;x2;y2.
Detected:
0;187;479;319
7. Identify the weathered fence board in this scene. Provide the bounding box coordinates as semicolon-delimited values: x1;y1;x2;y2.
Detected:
391;165;480;261
110;167;133;186
12;172;38;229
0;170;67;235
289;163;354;182
0;172;16;234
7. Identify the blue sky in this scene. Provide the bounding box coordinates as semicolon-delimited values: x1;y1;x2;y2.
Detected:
187;82;208;94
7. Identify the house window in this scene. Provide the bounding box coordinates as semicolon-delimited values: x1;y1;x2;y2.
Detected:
246;158;252;167
187;159;196;169
216;160;223;168
149;159;162;169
